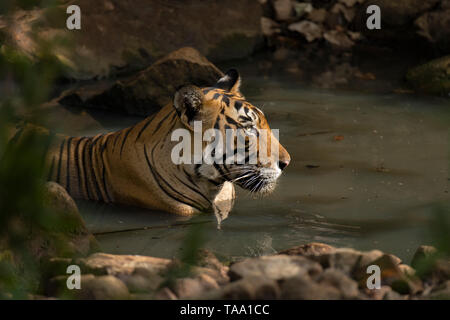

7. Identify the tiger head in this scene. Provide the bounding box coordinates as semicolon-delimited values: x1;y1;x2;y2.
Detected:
173;69;290;195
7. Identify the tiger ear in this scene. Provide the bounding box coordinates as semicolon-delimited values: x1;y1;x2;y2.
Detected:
173;85;205;129
214;68;241;94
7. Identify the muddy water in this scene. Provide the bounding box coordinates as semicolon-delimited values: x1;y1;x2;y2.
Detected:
44;73;450;262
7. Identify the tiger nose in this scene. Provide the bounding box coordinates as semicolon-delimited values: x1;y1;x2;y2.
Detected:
278;159;290;171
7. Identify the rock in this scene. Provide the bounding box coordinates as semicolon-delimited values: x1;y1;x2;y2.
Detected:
415;9;450;51
77;253;171;276
261;17;280;37
273;0;293;21
210;276;280;300
229;255;322;281
339;0;365;6
318;269;360;299
363;254;423;295
426;280;450;299
172;278;208;299
362;285;393;300
433;259;450;281
32;182;100;259
331;3;356;22
347;31;363;41
42;182;85;234
278;242;336;256
406;56;450;96
308;9;328;23
47;274;130;299
288;21;323;42
195;249;230;285
192;266;230;286
0;1;262;80
172;274;219;299
398;264;416;277
120;272;164;294
309;248;380;275
323;30;355;49
154;287;178;300
280;275;342;300
59;47;224;116
363;0;440;27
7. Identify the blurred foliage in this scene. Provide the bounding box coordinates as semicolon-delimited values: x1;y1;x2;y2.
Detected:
414;203;450;281
0;0;66;299
161;220;208;289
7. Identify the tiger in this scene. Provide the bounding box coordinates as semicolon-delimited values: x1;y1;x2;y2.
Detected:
45;69;291;227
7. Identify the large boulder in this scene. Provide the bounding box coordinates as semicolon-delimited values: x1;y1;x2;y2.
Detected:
406;55;450;96
0;1;262;80
58;47;223;116
30;181;100;260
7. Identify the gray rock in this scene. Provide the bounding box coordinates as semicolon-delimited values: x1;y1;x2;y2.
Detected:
279;242;336;256
59;47;223;116
318;269;360;299
288;21;323;42
191;266;230;286
229;254;322;281
210;276;280;300
398;264;416;277
311;248;364;274
77;252;171;277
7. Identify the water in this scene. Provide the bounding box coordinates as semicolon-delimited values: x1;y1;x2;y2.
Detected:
43;72;450;263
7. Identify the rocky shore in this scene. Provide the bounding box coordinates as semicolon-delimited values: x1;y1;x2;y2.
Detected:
2;182;445;300
41;243;450;300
